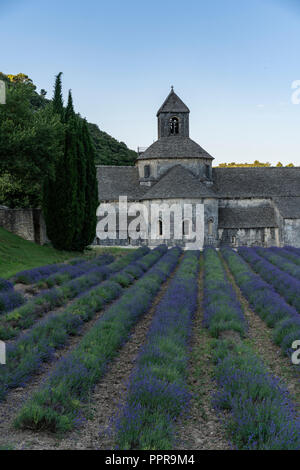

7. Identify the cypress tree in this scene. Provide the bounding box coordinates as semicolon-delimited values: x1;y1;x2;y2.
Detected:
70;115;87;251
43;73;65;246
51;91;77;250
81;119;98;247
65;88;74;122
43;75;98;251
52;72;64;118
43;80;77;250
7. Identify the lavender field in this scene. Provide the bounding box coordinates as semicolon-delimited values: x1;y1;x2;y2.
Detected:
1;246;300;450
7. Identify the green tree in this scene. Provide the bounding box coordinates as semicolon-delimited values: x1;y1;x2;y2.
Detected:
81;119;98;248
87;122;137;166
0;75;64;208
52;72;64;118
65;91;87;251
43;82;98;251
43;85;78;250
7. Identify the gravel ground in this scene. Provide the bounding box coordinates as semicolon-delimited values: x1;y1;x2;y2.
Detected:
220;252;300;414
173;266;230;451
0;256;183;450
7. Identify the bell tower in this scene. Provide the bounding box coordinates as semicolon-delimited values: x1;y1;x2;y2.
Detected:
157;87;190;139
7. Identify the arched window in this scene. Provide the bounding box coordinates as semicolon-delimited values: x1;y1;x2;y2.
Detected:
158;219;163;236
169;117;179;135
205;164;210;179
144;165;150;178
208;218;213;236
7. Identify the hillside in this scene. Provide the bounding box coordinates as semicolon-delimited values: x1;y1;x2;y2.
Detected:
88;123;137;166
0;227;131;278
0;227;86;278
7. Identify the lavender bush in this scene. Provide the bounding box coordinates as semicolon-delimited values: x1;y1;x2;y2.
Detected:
116;251;199;450
204;249;300;450
213;341;300;450
238;247;300;312
256;247;300;282
268;247;300;267
203;248;247;338
0;289;24;315
0;248;147;340
0;276;25;315
14;253;114;288
0;278;13;293
13;263;65;285
14;247;182;433
222;248;300;357
285;246;300;257
0;246;168;403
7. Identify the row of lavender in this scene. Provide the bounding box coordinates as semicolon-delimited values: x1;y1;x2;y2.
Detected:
116;251;199;450
12;256;89;285
0;249;148;340
13;254;115;288
0;254;114;317
230;247;300;356
269;246;300;267
14;247;182;433
203;248;300;450
238;247;300;312
0;279;24;315
0;246;166;402
256;247;300;281
0;278;13;292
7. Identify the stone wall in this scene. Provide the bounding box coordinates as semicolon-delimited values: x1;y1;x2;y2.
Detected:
218;227;279;247
137;158;212;182
158;112;189;139
0;208;49;245
95;196;300;249
95;197;218;249
283;219;300;247
218;198;280;248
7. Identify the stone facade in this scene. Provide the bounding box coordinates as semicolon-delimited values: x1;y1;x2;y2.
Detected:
138;157;213;183
96;88;300;249
0;207;49;245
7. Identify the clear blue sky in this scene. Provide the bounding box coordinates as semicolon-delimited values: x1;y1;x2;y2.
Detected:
1;0;300;165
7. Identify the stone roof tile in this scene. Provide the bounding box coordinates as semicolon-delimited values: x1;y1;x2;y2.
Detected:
157;89;190;115
96;166;146;201
219;204;278;228
213;167;300;197
141;165;217;200
273;197;300;219
137;136;214;160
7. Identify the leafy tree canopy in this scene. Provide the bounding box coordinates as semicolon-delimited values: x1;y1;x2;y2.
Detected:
0;73;64;208
0;72;137;209
217;160;295;168
87;123;137;166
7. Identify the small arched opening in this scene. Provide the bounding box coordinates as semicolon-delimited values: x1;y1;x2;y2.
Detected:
205;164;211;179
144;165;150;178
208;218;213;236
158;219;163;237
169;116;179;135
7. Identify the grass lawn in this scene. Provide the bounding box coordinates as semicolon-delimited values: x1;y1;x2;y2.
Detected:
0;227;132;279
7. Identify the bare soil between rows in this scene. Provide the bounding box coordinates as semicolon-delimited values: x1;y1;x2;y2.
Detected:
0;256;182;450
173;264;229;450
220;252;300;414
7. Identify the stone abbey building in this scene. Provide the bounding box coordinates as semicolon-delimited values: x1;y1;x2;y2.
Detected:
96;88;300;248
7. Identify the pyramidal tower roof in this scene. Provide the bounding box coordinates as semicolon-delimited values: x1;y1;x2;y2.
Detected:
156;87;190;116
